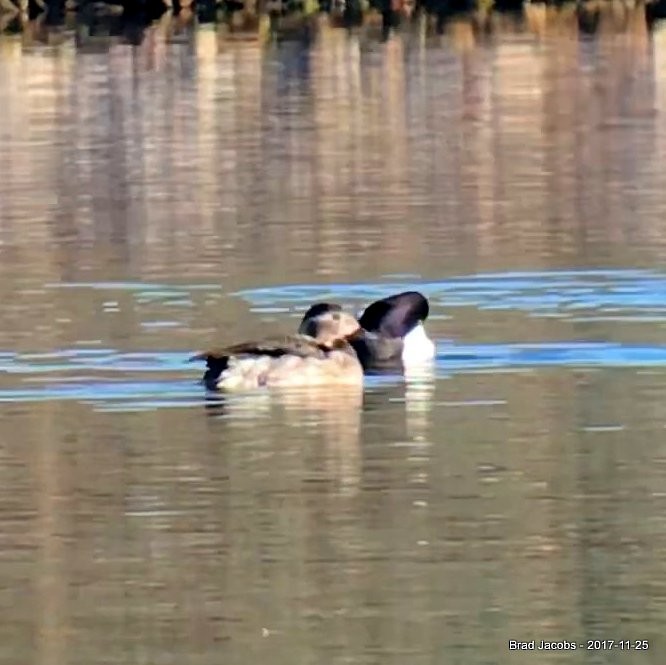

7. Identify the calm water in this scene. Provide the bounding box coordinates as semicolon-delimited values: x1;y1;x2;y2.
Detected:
1;6;666;664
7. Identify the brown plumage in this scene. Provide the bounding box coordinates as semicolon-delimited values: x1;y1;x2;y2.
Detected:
191;312;363;392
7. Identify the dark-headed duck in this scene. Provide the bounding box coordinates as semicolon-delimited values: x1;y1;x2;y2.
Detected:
299;291;435;370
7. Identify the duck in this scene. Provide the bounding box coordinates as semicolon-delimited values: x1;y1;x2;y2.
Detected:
298;291;435;371
191;309;364;392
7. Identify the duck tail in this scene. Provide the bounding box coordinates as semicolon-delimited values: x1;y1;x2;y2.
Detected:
190;351;230;389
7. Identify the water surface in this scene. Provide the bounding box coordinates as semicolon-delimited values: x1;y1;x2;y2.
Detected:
1;8;665;664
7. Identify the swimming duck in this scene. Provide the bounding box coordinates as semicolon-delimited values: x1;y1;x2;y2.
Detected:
191;309;363;391
298;291;435;370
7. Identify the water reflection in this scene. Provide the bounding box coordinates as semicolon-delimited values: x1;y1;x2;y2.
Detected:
1;5;665;296
1;6;666;665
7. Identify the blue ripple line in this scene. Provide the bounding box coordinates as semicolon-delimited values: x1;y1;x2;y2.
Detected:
233;270;666;314
1;344;665;381
0;381;199;403
438;343;666;368
0;343;663;407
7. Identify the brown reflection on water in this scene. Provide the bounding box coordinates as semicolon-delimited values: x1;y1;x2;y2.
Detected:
2;369;665;664
1;7;666;665
0;10;664;305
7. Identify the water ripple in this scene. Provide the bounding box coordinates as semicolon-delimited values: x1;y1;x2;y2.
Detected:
0;342;663;409
0;271;663;410
236;269;666;320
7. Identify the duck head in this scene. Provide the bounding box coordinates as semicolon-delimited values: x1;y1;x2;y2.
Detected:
298;302;342;335
359;291;435;364
300;309;362;349
358;291;429;337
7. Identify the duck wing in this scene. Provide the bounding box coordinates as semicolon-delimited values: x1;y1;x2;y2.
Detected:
190;335;334;388
190;334;330;366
